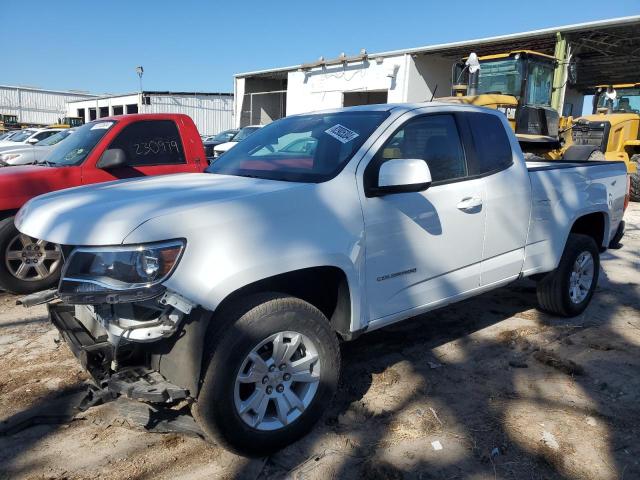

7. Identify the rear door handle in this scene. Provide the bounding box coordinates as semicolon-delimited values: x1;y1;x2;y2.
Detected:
457;196;483;211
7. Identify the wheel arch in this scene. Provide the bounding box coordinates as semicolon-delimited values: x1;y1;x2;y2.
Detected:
568;210;609;250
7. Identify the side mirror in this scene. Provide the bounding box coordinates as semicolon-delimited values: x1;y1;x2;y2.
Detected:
97;148;128;169
370;158;432;197
26;137;40;145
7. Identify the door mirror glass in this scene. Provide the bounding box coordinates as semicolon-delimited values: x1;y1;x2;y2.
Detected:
97;148;127;169
373;158;432;196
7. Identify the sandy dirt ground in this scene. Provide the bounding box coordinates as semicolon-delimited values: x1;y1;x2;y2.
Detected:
0;203;638;480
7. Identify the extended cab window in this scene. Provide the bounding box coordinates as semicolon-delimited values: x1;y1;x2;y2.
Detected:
466;113;513;175
109;120;185;166
376;115;467;183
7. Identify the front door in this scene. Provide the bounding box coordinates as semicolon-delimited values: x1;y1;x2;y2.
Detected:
360;113;487;322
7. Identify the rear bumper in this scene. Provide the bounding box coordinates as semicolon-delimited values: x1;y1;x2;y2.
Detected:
49;303;188;403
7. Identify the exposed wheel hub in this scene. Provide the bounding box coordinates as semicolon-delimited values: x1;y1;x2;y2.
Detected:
233;330;320;431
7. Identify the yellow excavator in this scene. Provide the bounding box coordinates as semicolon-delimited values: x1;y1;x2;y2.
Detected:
567;84;640;201
445;50;566;158
47;116;84;128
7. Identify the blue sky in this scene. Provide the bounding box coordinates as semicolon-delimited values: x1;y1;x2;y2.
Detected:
1;0;638;95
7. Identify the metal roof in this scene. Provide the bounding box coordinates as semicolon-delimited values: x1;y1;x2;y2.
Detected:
0;84;97;97
235;15;640;91
66;90;234;103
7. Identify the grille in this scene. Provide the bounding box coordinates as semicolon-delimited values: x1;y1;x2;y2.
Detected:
572;121;609;149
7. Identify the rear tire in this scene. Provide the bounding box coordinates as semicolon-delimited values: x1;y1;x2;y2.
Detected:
630;154;640;202
193;293;340;456
536;233;600;317
0;217;63;294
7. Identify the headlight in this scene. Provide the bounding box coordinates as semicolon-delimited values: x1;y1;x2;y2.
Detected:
59;240;184;303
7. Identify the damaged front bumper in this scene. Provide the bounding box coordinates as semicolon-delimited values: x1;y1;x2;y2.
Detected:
48;298;198;404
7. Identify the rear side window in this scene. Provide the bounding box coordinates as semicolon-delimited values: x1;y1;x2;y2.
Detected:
108;120;185;166
466;113;513;175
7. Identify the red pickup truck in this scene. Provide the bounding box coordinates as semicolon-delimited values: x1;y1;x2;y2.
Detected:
0;113;206;294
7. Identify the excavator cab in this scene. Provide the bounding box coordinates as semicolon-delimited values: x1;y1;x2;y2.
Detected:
449;51;560;149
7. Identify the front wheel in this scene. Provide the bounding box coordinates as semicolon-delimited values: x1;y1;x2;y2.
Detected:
536;233;600;317
193;293;341;456
0;217;63;294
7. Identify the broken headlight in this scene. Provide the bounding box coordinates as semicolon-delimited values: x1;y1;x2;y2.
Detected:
59;240;185;303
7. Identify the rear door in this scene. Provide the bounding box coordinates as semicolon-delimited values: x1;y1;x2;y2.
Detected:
461;112;532;285
81;120;197;184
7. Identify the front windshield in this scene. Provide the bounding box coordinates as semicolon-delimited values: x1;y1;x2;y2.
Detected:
43;120;116;166
234;126;260;142
9;130;36;143
36;129;73;146
597;88;640;113
207;111;389;182
477;59;523;96
209;129;237;142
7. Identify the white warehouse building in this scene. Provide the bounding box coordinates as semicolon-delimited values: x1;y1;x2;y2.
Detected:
0;85;96;125
234;16;640;127
67;91;234;136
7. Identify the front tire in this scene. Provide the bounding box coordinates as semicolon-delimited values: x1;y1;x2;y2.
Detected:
536;233;600;317
193;293;340;456
0;217;63;294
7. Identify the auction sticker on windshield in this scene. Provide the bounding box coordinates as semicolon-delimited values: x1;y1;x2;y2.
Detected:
325;124;359;144
91;122;114;130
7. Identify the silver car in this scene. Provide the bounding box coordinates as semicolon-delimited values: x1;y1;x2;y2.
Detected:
0;129;76;166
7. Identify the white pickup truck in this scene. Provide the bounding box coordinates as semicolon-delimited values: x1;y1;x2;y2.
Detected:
16;103;629;455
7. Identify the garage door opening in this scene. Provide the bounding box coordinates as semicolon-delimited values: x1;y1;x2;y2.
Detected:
343;90;388;107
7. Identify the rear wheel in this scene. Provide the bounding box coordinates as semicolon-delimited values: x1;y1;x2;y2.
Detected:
630;154;640;202
0;217;63;294
193;293;340;456
536;233;600;317
587;150;606;160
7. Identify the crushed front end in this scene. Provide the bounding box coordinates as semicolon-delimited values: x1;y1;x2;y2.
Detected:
40;240;206;406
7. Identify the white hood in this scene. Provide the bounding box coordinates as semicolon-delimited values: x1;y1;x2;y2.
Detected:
16;173;305;246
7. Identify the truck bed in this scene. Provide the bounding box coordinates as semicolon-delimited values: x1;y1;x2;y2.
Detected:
526;160;626;172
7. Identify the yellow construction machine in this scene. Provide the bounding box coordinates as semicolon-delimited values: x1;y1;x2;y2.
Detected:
566;84;639;200
445;50;565;157
47;116;84;128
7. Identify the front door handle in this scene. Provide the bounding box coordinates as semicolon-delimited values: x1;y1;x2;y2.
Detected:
457;196;483;211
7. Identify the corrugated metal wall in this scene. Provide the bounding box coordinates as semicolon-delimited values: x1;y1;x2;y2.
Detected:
0;86;96;125
141;94;234;135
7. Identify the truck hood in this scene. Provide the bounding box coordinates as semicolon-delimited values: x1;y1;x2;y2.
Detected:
16;173;307;245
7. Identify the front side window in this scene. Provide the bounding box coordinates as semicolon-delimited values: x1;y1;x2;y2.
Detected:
526;62;554;106
233;126;261;142
208;111;389;182
108;120;186;166
44;121;116;166
373;115;467;184
465;113;513;175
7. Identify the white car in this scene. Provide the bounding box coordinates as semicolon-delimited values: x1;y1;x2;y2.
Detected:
212;125;262;159
0;129;76;166
18;103;628;455
0;127;65;150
